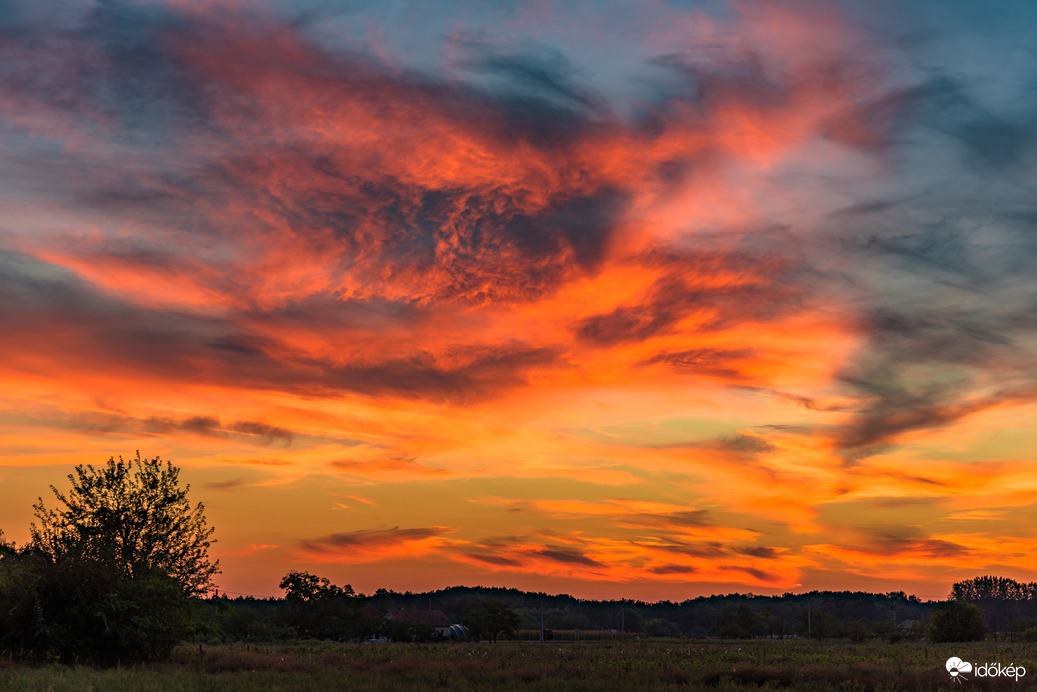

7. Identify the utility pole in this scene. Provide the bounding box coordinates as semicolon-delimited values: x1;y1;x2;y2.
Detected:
540;598;545;643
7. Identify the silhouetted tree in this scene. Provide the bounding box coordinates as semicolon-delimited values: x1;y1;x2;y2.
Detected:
465;600;519;642
277;570;364;640
0;546;194;664
950;575;1037;640
0;454;218;663
716;603;766;638
929;601;986;642
31;452;219;595
281;570;353;602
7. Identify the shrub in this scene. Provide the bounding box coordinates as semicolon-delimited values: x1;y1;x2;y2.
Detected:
928;601;986;642
0;549;194;664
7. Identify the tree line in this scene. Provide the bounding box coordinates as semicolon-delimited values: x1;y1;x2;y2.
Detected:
2;454;1035;665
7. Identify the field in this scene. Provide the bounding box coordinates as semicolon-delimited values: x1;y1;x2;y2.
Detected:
1;639;1033;691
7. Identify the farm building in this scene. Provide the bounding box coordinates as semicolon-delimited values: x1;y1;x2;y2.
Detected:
383;608;453;637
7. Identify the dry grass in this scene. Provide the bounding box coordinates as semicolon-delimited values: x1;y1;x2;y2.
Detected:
1;639;1033;690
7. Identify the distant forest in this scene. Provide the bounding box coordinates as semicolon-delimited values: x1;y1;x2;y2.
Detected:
206;575;1037;644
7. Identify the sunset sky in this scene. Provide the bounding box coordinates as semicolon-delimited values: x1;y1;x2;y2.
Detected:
2;0;1036;601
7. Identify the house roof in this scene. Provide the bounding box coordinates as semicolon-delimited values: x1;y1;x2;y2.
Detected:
359;605;383;621
384;608;452;627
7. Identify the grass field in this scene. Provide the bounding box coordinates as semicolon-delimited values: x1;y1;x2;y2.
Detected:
1;639;1033;691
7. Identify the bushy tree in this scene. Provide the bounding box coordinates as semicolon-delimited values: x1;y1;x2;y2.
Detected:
281;570;353;602
0;453;218;663
277;570;365;640
31;452;219;595
0;548;193;664
465;600;519;642
716;604;766;638
929;601;986;642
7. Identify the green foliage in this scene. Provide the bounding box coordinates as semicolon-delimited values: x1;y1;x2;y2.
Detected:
928;601;986;642
951;575;1037;602
31;452;219;596
0;548;194;664
643;617;681;637
0;453;219;664
280;570;354;603
464;600;520;642
716;604;766;638
276;571;368;640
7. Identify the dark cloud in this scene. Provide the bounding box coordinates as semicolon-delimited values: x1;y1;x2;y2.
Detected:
577;250;803;346
206;477;249;491
452;39;605;146
853;527;969;560
465;553;524;568
649;49;788;111
640;348;755;378
709;434;775;454
910;75;1036;171
648;434;774;459
620;509;712;530
646;564;696;575
228;421;294;445
143;415;295;447
720;565;780;582
834;341;1037;460
0;399;308;448
315;345;563;404
640;540;727;559
300;526;449;554
766;391;847;412
457;40;600;110
0;3;636;307
0;247;562;405
533;547;603;568
829;207;1037;459
832;379;981;456
734;546;779;560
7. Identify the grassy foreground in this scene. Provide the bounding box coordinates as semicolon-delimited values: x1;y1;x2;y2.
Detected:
1;639;1033;691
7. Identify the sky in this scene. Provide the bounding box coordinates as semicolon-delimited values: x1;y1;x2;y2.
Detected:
1;0;1036;602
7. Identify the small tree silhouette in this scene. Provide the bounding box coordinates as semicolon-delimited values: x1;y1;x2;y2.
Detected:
929;601;986;642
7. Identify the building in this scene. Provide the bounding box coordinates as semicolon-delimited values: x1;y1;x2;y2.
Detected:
383;608;453;638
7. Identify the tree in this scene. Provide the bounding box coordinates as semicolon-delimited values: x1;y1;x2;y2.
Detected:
0;545;195;664
951;576;1032;602
277;571;364;640
280;570;353;602
929;601;986;642
950;575;1037;640
465;600;519;642
30;452;219;595
0;547;194;664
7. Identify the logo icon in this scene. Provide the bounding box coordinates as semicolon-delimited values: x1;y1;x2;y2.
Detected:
946;657;972;683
